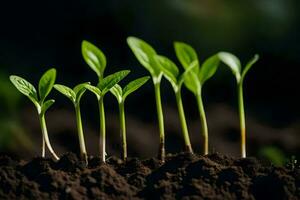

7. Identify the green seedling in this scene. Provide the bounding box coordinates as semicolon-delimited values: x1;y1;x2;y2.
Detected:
218;52;259;158
82;40;129;162
174;42;220;155
54;82;90;164
10;69;59;160
127;37;166;161
110;76;150;160
154;55;197;153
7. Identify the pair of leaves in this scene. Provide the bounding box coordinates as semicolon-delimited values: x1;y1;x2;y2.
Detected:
84;70;130;99
110;76;150;103
10;68;56;114
127;37;162;79
218;52;259;83
54;82;90;105
82;40;107;79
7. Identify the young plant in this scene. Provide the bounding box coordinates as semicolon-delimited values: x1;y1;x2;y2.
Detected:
127;37;166;161
218;52;259;158
154;55;197;153
10;69;59;160
54;82;90;164
82;40;130;162
174;42;220;155
110;76;150;160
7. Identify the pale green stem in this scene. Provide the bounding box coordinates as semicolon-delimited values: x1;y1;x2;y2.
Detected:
154;82;165;162
42;136;45;157
175;89;193;153
75;103;88;164
195;88;209;155
238;82;246;158
119;101;127;161
38;114;59;160
98;96;106;162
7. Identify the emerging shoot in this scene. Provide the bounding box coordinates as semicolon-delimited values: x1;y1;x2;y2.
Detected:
54;82;90;164
10;69;59;160
218;52;259;158
175;42;220;155
110;76;150;161
127;37;166;161
82;40;129;162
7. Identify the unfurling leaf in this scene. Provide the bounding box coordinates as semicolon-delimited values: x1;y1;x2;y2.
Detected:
84;84;102;99
241;54;259;82
174;42;199;70
41;99;55;115
218;52;241;81
39;68;56;102
98;70;130;94
54;84;76;102
123;76;150;100
199;55;219;84
73;82;90;101
110;84;123;103
154;55;179;85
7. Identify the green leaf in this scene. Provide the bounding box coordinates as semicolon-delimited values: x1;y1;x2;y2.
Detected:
218;52;241;81
127;37;160;76
98;70;130;94
178;60;198;87
154;55;179;86
174;42;199;70
199;55;220;84
82;40;107;78
123;76;150;100
110;84;123;103
54;84;76;102
41;99;55;115
184;71;201;95
73;82;90;101
84;84;102;99
9;75;38;103
38;68;56;102
241;54;259;82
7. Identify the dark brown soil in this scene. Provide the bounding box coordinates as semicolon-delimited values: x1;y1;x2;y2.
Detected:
0;152;299;200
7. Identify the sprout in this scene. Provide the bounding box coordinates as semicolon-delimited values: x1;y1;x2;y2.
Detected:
110;76;150;160
218;52;259;158
154;55;196;153
54;82;90;164
82;40;129;162
174;42;220;155
10;69;59;160
127;37;166;161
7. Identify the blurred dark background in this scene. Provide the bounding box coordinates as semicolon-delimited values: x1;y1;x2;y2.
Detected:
0;0;299;164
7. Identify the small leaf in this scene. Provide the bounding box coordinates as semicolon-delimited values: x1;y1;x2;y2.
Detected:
39;68;56;102
241;54;259;82
74;82;90;101
84;84;102;99
41;99;55;115
174;42;199;70
154;55;179;86
10;75;38;103
199;55;220;84
178;60;198;87
54;84;76;102
123;76;150;100
99;70;130;94
110;84;123;103
184;71;201;95
218;52;241;80
82;40;107;78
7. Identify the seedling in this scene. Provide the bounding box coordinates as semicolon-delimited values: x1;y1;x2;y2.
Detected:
10;69;59;160
174;42;220;155
154;55;196;153
218;52;259;158
82;40;129;162
127;37;166;161
110;76;150;160
54;82;90;164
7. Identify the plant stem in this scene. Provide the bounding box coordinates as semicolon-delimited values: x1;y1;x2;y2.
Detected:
98;97;106;162
238;82;246;158
119;101;127;161
75;103;88;164
42;136;45;157
38;114;59;160
154;82;165;162
175;89;193;153
195;88;209;155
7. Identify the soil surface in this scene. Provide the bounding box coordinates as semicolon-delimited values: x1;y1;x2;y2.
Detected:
0;152;299;200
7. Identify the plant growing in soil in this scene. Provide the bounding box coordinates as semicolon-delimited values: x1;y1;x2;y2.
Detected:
127;37;166;161
218;52;259;158
9;68;59;160
82;40;129;162
174;42;220;155
110;76;150;160
154;55;197;153
54;82;90;164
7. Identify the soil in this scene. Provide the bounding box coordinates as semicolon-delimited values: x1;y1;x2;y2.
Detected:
0;152;299;200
